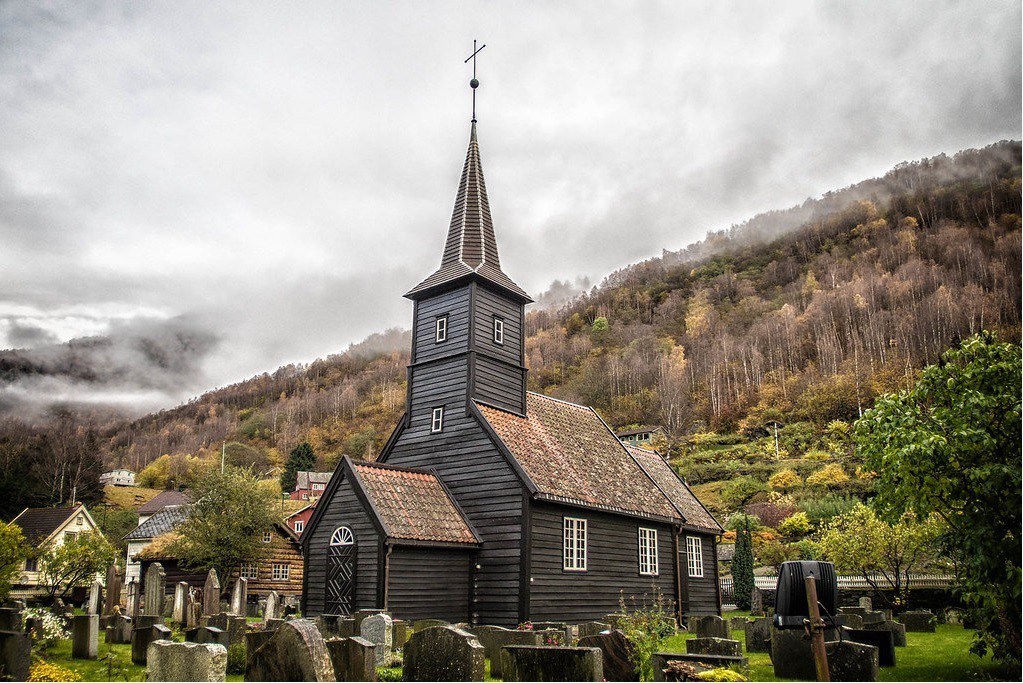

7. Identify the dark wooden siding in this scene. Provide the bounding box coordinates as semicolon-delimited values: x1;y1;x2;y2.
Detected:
473;285;522;367
680;532;719;615
386;356;525;626
413;286;471;364
387;547;473;622
303;474;381;616
528;502;678;623
474;355;525;414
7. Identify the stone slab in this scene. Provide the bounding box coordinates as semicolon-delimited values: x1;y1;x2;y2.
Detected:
403;625;484;681
326;636;376;682
576;630;638;681
147;640;228;682
246;619;335;682
502;645;603;682
72;614;99;660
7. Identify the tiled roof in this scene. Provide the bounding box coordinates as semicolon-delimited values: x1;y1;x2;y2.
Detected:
351;462;478;545
405;123;531;303
616;426;664;438
138;489;189;515
124;505;189;541
296;471;332;490
626;446;723;533
476;394;679;521
10;506;80;545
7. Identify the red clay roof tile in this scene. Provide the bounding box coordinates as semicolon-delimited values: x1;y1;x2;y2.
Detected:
626;446;723;533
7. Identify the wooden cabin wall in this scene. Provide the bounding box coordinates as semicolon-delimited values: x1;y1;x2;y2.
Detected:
302;476;381;616
386;546;473;623
527;502;678;623
680;531;720;616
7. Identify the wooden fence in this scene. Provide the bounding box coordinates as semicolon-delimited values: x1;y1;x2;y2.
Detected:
720;573;955;604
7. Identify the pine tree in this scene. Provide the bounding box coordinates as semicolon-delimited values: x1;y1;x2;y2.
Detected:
280;442;316;494
733;516;755;611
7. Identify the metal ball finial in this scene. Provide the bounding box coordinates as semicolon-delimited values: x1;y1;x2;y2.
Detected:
470;78;479;89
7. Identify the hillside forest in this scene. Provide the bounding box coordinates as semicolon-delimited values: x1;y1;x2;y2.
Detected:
1;142;1020;545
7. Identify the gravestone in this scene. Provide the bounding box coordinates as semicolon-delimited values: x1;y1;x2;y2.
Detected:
132;621;171;665
144;563;166;617
391;619;408;647
751;587;765;616
127;581;140;619
104;564;122;615
206;613;246;646
230;577;248;616
87;580;103;615
197;626;230;648
412;618;447;631
354;609;386;633
265;618;286;632
326;636;376;682
845;628;895;666
246;619;336;682
71;614;99;659
826;640;879;682
842;613;864;629
147;640;228;682
840;606;867;618
691;615;730;640
173;582;189;623
862;611;886;625
577;621;609;639
656;651;748;674
501;645;603;682
0;607;20;631
0;630;31;682
899;611;936;632
316;615;340;639
770;625;840;680
106;614;132;644
686;637;742;658
263;590;281;621
338;618;355;638
202;569;221;617
651;652;714;682
245;630;275;669
858;597;873;611
360;613;392;666
744;618;772;653
403;625;485;681
576;629;638;681
471;626;542;678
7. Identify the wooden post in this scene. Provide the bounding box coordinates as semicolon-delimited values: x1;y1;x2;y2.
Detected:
805;576;830;682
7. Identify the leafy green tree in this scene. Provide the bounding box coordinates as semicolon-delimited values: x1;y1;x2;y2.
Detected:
854;333;1021;663
721;476;767;509
280;442;316;494
817;503;942;608
733;517;755;610
38;531;118;598
0;522;28;600
173;467;279;583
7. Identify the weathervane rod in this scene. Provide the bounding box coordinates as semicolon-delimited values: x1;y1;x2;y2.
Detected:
464;39;486;122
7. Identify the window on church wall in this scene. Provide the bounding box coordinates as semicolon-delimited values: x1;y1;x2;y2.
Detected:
493;316;504;345
563;517;587;571
431;407;444;433
638;527;659;575
272;564;290;581
687;536;704;577
435;315;448;343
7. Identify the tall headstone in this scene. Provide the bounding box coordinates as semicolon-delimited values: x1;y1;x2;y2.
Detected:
576;630;639;682
264;590;281;621
501;645;603;682
104;564;122;615
246;619;335;682
0;631;31;682
86;581;103;615
71;614;99;659
751;588;764;617
202;569;221;617
173;582;189;623
127;580;140;619
230;577;248;616
143;563;166;617
326;637;377;682
360;613;393;666
403;626;485;682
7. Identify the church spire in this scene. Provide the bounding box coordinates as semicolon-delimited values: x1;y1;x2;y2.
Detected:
405;123;531;302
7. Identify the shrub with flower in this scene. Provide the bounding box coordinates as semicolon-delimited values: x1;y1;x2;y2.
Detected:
24;608;70;647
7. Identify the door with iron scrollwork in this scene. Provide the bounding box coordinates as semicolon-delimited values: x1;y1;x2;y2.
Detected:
325;526;356;615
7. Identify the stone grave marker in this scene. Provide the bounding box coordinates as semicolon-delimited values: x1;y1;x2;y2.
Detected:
0;630;31;682
845;628;895;667
843;613;865;629
412;618;447;631
576;629;638;681
744;617;772;653
353;609;384;633
338;617;355;638
859;596;873;610
206;612;246;646
173;582;189;623
899;610;936;632
326;636;376;682
132;620;171;665
315;615;340;639
86;580;103;615
71;614;99;659
652;651;747;679
501;645;602;682
202;569;221;617
106;614;132;644
197;626;230;648
826;640;879;682
577;621;608;639
230;577;248;616
246;619;336;682
245;630;276;669
391;619;408;647
263;590;281;621
0;607;21;631
862;610;887;625
147;640;228;682
751;587;764;616
686;637;742;658
770;624;840;680
143;563;166;617
691;615;730;640
360;613;392;666
103;564;122;616
403;625;485;681
126;581;139;619
840;606;867;618
471;626;541;678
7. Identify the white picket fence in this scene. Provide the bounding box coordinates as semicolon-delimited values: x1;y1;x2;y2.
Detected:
720;573;955;601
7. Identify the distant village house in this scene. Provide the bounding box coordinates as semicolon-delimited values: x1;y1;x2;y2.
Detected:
8;503;105;598
99;468;136;487
616;426;667;448
290;471;332;501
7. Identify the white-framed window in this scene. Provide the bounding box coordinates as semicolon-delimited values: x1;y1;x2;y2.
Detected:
563;517;588;571
76;515;83;526
294;520;305;533
431;406;444;433
493;316;504;344
240;563;259;580
64;531;78;542
312;483;324;491
272;564;290;581
687;536;704;577
638;527;659;575
24;557;38;572
262;531;273;543
435;315;448;343
330;526;355;546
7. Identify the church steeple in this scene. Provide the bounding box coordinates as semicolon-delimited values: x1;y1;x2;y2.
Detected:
405;123;531;303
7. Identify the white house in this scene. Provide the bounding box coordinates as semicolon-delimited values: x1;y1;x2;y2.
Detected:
99;469;136;487
9;504;104;597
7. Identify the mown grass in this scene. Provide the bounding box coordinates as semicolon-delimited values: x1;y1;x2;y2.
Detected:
101;486;164;511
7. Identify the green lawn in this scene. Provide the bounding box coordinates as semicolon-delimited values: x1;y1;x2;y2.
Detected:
33;638;244;682
661;613;1010;682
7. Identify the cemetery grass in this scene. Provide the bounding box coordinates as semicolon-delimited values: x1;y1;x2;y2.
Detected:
36;639;245;682
662;614;1008;682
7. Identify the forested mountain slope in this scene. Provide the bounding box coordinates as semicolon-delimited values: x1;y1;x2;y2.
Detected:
1;142;1018;519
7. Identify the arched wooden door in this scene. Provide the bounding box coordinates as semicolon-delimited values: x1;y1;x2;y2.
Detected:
325;526;356;615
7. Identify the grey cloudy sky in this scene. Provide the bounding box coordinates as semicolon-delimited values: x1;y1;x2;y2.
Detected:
1;0;1019;412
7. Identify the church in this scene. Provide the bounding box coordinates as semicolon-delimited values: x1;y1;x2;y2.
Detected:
301;115;722;627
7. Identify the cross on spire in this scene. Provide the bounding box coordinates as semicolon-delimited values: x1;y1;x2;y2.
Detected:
464;39;486;122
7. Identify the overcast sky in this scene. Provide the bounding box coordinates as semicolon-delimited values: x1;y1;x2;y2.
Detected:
1;1;1020;413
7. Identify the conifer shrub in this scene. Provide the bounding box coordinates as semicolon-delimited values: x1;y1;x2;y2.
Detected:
732;518;755;610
